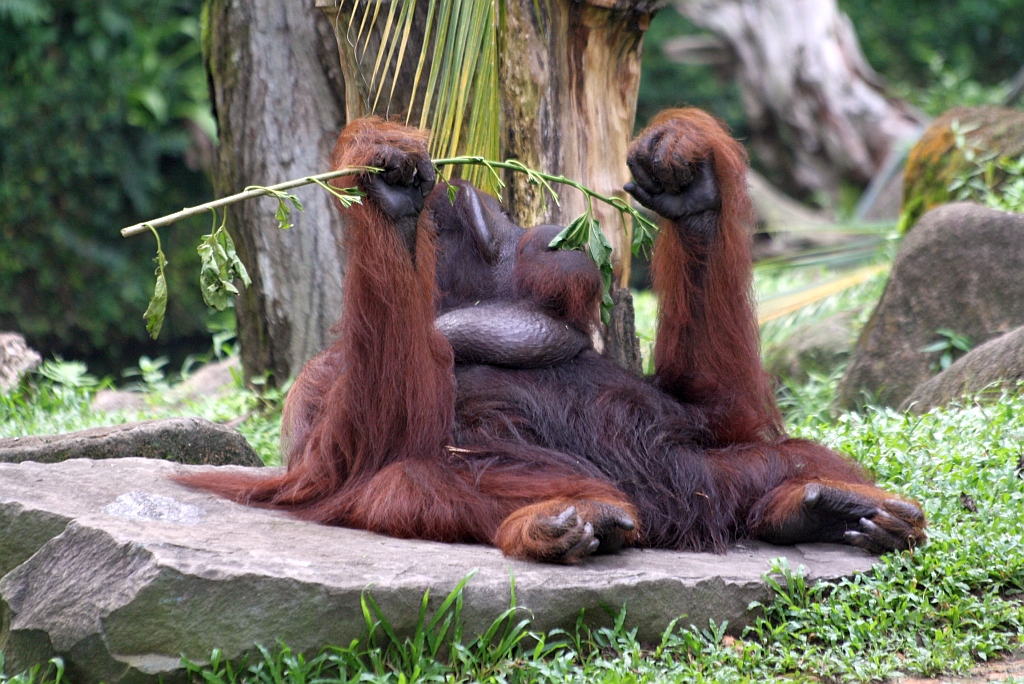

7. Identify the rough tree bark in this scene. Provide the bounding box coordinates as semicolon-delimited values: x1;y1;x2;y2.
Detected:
319;0;661;373
499;1;661;281
502;0;665;372
206;1;347;383
674;0;927;199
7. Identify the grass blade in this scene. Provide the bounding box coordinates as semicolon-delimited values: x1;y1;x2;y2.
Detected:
757;264;887;324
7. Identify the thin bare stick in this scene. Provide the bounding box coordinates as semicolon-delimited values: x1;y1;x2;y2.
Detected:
120;167;371;237
121;157;655;248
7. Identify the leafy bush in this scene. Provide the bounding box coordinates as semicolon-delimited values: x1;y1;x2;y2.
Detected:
947;122;1024;213
0;0;215;374
840;0;1024;96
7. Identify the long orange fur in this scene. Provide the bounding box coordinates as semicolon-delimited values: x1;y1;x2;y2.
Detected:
176;111;925;560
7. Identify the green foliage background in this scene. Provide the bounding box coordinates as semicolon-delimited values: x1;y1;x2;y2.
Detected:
635;7;747;136
840;0;1024;89
0;0;215;375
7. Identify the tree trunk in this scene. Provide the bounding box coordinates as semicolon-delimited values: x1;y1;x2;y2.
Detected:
502;0;662;373
500;0;659;285
206;0;347;383
675;0;926;199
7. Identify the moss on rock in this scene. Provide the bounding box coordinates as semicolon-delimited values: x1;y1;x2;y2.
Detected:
900;106;1024;232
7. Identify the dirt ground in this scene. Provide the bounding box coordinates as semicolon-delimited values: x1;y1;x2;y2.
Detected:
896;650;1024;683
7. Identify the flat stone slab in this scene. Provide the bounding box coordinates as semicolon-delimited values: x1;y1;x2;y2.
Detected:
0;459;877;684
0;417;262;466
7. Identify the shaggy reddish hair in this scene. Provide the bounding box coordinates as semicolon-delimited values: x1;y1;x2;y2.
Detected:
176;111;926;561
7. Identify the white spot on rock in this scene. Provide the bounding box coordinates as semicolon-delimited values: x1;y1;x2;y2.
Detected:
104;491;206;525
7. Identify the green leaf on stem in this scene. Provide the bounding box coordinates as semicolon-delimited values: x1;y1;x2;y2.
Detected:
198;209;251;311
548;213;589;251
309;178;365;208
631;211;659;257
586;218;616;325
143;225;168;339
245;185;304;231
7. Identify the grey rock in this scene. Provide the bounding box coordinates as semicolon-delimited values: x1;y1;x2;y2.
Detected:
103;491;207;525
900;324;1024;413
765;309;861;383
0;459;878;684
89;390;147;413
0;417;262;467
91;358;241;413
0;333;41;394
837;203;1024;409
174;358;240;402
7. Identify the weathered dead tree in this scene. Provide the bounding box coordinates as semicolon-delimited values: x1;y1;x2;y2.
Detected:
673;0;927;199
206;0;347;383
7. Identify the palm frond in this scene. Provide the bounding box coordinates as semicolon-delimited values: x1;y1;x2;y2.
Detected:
753;221;897;325
756;264;887;325
369;0;413;114
338;0;502;194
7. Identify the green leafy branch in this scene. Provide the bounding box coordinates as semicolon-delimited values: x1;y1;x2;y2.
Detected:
123;168;369;339
124;158;657;337
198;208;251;312
120;167;373;238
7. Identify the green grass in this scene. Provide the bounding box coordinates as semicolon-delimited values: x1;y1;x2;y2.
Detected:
3;305;1024;682
0;359;284;465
